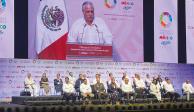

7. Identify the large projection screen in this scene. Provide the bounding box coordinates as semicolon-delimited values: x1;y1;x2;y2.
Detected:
28;0;143;62
0;0;14;58
186;0;194;64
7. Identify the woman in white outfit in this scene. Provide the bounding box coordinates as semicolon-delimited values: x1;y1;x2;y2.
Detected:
150;79;162;101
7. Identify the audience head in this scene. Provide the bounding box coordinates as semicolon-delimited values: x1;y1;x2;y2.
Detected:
27;73;31;78
124;78;129;84
69;72;73;77
153;76;156;80
186;80;190;84
166;79;171;84
42;73;46;77
157;75;161;78
65;77;69;83
83;74;87;79
152;79;157;85
135;74;140;80
156;75;162;82
109;72;113;77
96;76;100;83
83;78;88;84
56;73;60;79
164;77;168;81
96;73;101;79
146;74;150;78
122;72;127;80
111;77;115;83
79;74;84;79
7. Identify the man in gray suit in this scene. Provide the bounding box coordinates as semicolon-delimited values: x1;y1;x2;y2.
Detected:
93;76;107;99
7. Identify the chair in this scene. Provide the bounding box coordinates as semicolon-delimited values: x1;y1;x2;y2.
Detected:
133;80;147;102
182;89;194;102
107;83;120;104
23;82;34;96
54;79;63;95
39;81;44;96
20;82;31;96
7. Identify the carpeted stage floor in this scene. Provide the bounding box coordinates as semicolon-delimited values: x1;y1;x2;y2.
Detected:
0;96;194;112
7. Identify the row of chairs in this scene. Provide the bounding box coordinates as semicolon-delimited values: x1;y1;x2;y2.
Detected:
22;81;194;104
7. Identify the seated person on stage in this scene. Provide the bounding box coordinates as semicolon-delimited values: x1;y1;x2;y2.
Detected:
161;77;168;88
24;73;38;96
68;72;76;86
83;74;90;85
107;72;114;85
163;79;180;101
80;79;94;100
40;73;50;95
134;74;146;95
121;77;134;100
156;75;163;85
63;77;76;102
150;79;162;101
156;75;163;89
74;74;84;92
107;73;119;86
93;76;107;99
54;73;63;95
182;80;194;101
145;74;152;90
92;73;103;85
121;72;129;85
108;77;120;104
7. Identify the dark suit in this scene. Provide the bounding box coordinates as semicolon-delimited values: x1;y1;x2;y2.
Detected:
93;82;107;99
54;78;63;94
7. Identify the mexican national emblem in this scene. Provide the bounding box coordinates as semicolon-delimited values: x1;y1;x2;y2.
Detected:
41;5;64;31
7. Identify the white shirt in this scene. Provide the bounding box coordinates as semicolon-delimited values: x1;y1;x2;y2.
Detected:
63;83;75;93
161;81;167;88
68;17;112;45
164;83;175;92
182;82;194;93
80;83;92;93
145;78;152;86
134;78;145;89
150;83;160;94
68;76;75;85
121;82;133;93
25;77;35;85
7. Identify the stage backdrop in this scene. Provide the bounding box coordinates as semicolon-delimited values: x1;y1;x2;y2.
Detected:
0;0;14;58
154;0;178;63
28;0;144;62
0;58;194;102
186;0;194;64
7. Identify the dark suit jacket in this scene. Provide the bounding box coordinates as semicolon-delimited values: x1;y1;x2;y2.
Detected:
93;82;105;93
54;78;63;92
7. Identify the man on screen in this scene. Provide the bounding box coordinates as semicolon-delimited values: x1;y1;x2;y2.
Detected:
68;1;113;45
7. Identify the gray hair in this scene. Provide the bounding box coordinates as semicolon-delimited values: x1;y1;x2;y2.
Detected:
82;1;94;12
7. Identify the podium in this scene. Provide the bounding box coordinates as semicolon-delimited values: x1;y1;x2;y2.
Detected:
66;43;112;61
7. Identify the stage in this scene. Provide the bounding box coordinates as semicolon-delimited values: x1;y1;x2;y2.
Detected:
6;96;194;112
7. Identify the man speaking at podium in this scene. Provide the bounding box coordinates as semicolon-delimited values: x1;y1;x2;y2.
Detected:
68;1;113;45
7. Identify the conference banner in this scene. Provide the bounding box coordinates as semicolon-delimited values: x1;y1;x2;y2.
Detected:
0;58;194;102
0;0;14;58
186;0;194;64
154;0;178;63
29;0;144;62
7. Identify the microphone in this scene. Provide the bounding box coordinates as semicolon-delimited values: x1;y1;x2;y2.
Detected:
94;24;103;44
78;24;87;44
94;24;99;34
